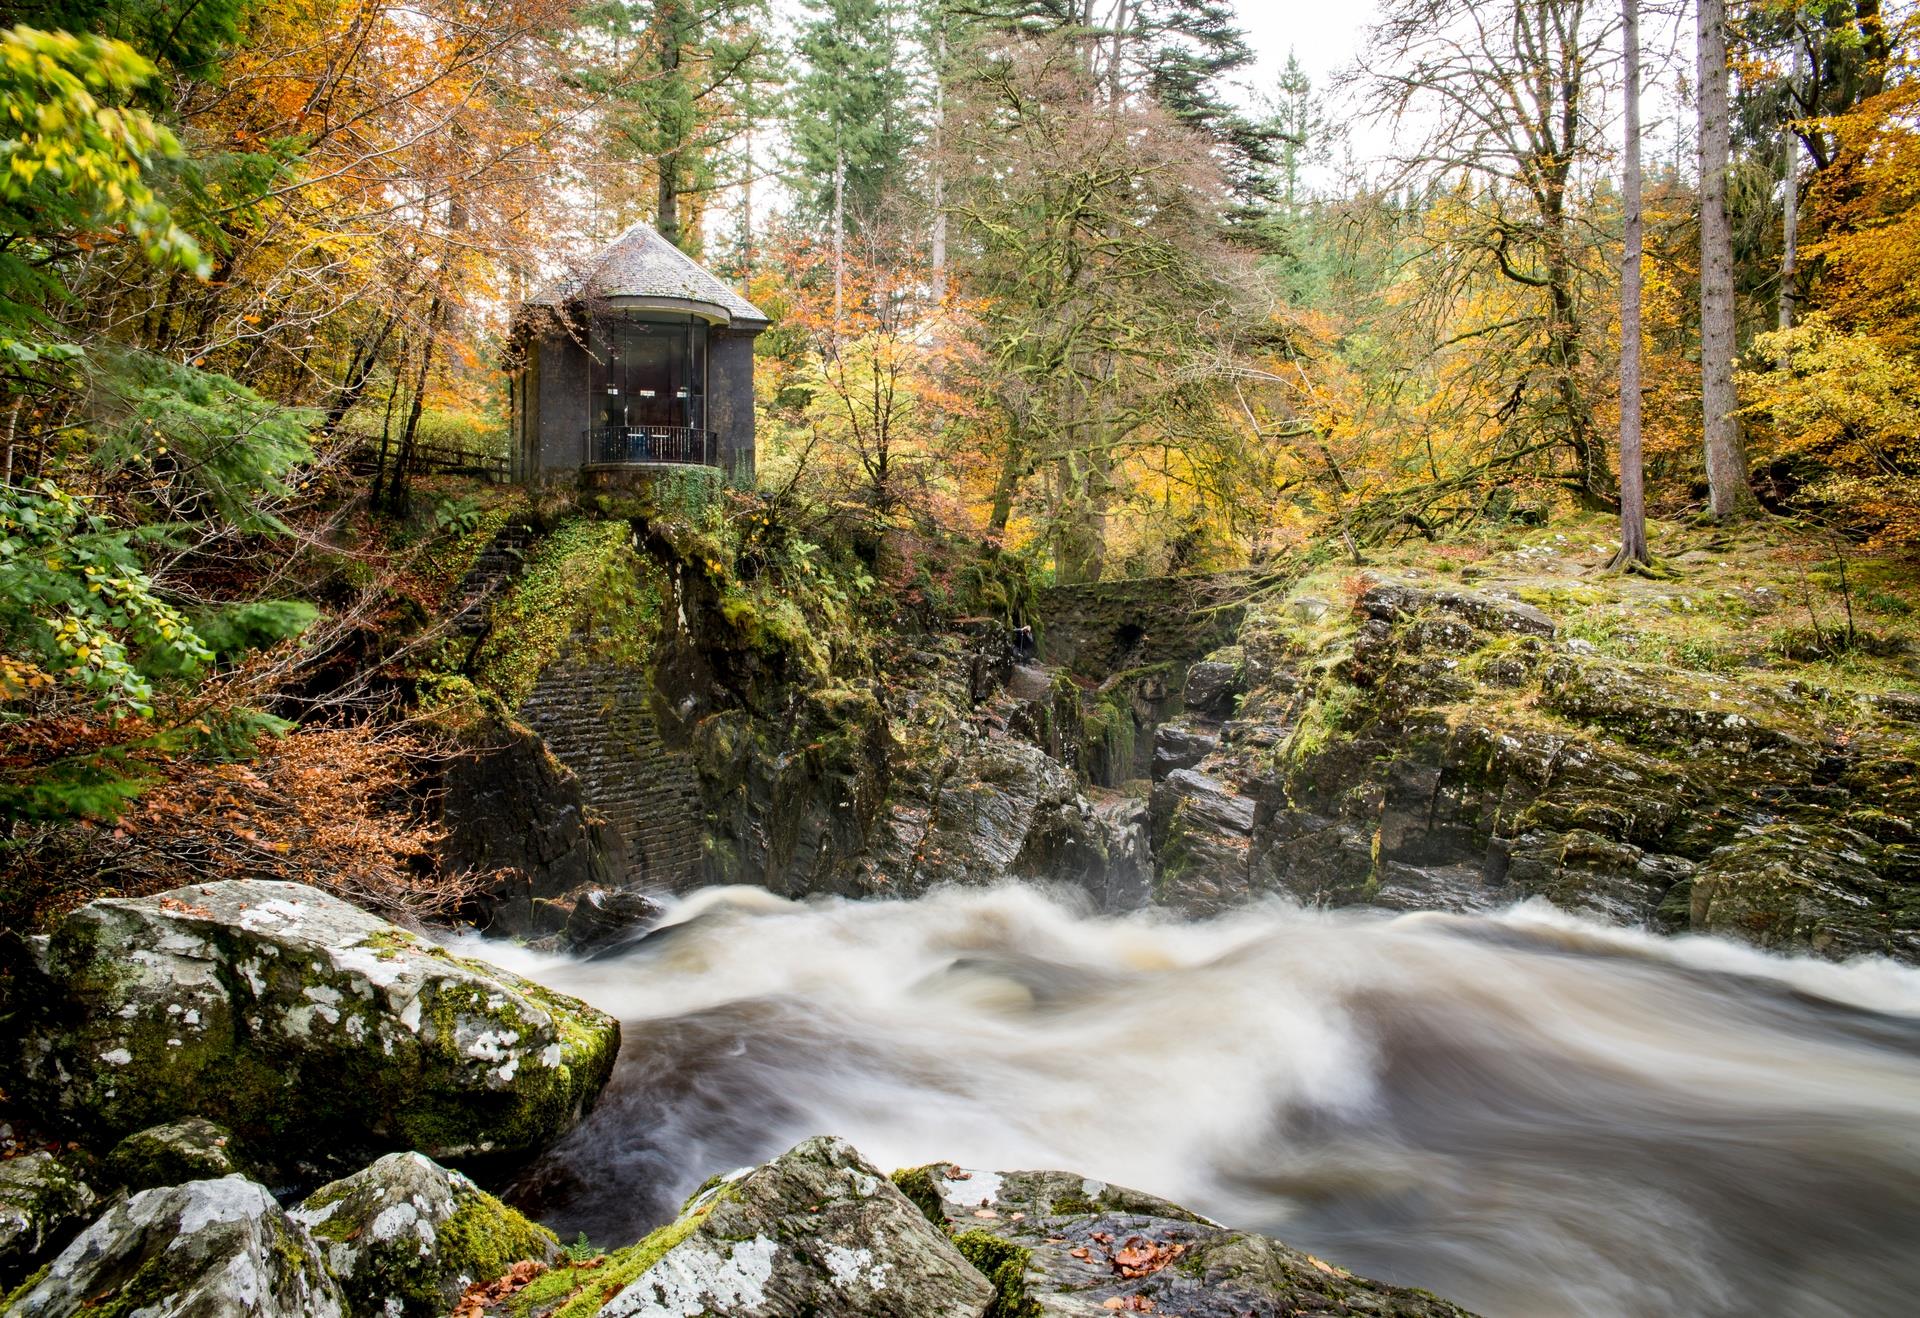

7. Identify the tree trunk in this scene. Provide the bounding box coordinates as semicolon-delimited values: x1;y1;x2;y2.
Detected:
740;131;756;281
1699;0;1759;518
1779;29;1803;337
385;295;442;516
1613;0;1650;568
656;4;684;249
930;27;948;303
832;144;846;327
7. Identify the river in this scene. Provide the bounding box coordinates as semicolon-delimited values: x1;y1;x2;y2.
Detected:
460;884;1920;1318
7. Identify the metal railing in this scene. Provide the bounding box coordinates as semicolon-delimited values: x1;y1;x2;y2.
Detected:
586;426;718;467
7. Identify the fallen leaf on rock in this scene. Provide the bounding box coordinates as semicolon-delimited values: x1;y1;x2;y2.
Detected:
451;1259;547;1316
972;1208;999;1219
1070;1247;1092;1260
1101;1297;1155;1312
1111;1236;1187;1279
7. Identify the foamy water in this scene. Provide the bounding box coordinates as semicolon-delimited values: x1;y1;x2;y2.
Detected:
457;885;1920;1318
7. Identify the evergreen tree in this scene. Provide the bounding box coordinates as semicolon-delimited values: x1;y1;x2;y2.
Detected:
1135;0;1280;208
573;0;773;251
790;0;915;320
1270;51;1318;212
789;0;915;230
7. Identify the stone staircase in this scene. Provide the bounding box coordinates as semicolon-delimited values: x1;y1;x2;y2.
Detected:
452;523;534;635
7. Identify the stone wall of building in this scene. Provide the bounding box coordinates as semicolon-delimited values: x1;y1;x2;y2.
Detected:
516;649;706;890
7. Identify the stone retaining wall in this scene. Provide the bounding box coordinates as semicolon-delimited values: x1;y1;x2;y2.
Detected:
1036;570;1262;676
517;649;705;890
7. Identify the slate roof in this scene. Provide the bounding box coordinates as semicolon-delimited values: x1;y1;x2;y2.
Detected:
525;222;768;327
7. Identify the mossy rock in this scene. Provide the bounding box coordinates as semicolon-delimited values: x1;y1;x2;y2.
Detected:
3;1176;344;1317
916;1162;1479;1317
13;881;620;1178
104;1118;245;1193
494;1137;992;1317
0;1153;95;1290
292;1151;558;1317
1691;823;1893;958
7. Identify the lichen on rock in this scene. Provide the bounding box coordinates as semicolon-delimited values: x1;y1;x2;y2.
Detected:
496;1136;993;1318
0;1153;94;1291
8;880;619;1176
3;1175;344;1318
292;1150;558;1317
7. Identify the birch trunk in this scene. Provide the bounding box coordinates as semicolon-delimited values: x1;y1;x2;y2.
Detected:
832;145;846;328
1779;32;1803;336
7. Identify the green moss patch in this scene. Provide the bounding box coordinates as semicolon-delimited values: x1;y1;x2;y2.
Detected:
472;519;663;707
952;1230;1043;1318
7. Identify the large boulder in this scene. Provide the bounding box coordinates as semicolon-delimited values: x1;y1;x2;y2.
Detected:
909;1163;1480;1318
9;881;619;1175
292;1151;558;1317
1150;768;1258;912
0;1153;95;1289
4;1176;344;1317
496;1136;994;1317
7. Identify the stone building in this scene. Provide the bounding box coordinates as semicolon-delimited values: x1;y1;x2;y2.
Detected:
509;222;768;485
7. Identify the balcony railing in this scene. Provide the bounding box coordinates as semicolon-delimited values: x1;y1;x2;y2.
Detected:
586;425;718;467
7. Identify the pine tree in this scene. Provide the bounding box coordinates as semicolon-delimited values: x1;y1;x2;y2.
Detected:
1134;0;1279;208
574;0;772;251
1271;50;1317;213
790;0;915;233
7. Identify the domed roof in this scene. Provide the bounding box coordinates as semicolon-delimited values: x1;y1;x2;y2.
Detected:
523;222;768;328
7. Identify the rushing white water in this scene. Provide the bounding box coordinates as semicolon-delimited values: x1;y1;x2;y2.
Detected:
459;884;1920;1318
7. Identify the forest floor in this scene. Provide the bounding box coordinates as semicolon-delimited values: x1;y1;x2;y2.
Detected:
1306;511;1920;699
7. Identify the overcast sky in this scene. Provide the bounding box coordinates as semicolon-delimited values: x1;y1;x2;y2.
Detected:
1233;0;1378;92
1230;0;1393;187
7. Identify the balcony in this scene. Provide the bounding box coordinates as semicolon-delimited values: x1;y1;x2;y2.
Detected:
585;425;719;467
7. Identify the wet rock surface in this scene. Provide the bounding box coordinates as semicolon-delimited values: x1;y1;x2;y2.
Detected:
5;1175;345;1318
436;716;629;938
911;1163;1479;1317
7;880;619;1176
1146;572;1920;960
562;886;666;954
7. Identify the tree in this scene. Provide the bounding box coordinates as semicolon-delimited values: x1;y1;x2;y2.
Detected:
789;0;914;316
1613;0;1650;567
0;27;312;818
1357;0;1617;505
1699;0;1761;518
945;35;1273;580
576;0;772;251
